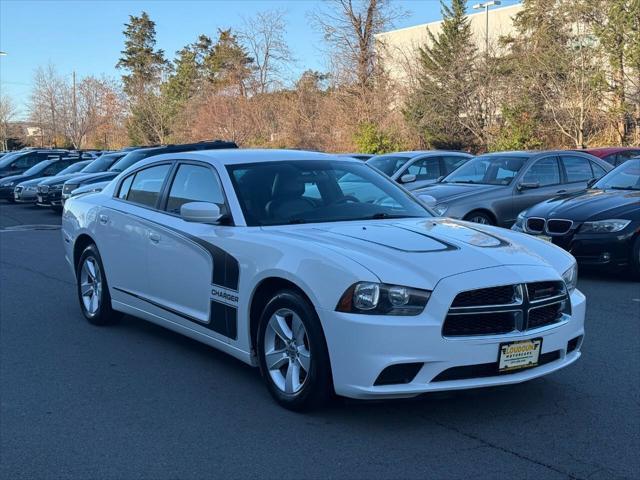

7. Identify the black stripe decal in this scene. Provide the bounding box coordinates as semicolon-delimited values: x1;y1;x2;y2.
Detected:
107;207;239;338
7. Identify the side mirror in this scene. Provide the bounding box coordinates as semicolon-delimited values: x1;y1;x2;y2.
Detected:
400;174;416;184
517;182;540;191
180;202;223;224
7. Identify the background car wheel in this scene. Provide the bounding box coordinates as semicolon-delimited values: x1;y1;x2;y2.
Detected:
631;236;640;280
464;211;494;225
257;289;332;411
76;244;121;325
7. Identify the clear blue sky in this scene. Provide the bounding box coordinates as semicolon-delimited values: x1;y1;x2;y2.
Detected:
0;0;521;118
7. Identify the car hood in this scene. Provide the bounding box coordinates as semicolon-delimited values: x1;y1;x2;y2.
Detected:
69;171;117;185
526;188;640;222
0;174;28;185
414;183;504;205
17;177;45;187
266;218;574;289
40;172;85;186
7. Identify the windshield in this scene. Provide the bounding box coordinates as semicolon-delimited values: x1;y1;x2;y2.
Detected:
227;160;431;227
594;159;640;190
367;155;411;177
58;161;90;175
443;155;527;185
109;150;151;172
22;160;54;176
0;151;23;167
83;152;125;173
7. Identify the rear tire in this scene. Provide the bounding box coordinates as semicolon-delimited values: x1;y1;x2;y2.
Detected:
256;289;332;411
464;210;495;225
76;244;122;325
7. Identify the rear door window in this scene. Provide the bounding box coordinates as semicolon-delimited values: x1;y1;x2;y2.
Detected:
442;156;468;174
405;157;440;181
561;156;593;183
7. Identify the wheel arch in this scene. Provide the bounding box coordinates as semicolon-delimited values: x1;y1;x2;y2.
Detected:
248;276;317;354
73;233;96;273
464;208;497;225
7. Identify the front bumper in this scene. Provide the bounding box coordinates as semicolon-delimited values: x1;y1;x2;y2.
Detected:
513;224;637;267
0;186;15;200
36;190;63;206
320;265;585;400
15;189;38;203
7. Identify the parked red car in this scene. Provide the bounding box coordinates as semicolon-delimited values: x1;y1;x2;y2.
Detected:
578;147;640;166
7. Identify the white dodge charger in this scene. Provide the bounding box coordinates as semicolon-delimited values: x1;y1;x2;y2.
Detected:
62;149;585;410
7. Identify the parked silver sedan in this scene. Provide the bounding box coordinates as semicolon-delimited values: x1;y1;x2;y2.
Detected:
367;151;473;191
415;150;613;227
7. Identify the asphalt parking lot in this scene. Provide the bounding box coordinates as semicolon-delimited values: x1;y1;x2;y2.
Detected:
1;203;639;480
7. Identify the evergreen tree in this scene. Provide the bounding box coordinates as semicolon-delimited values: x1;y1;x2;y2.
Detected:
116;12;169;98
207;29;254;96
404;0;479;149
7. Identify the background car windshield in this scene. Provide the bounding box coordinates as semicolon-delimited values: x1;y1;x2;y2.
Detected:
22;160;53;176
0;152;23;167
82;153;124;173
228;160;431;226
367;156;411;176
109;150;150;172
443;155;527;185
594;159;640;190
58;161;90;175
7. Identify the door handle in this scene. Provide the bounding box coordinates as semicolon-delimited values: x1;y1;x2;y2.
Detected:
149;232;161;243
99;214;109;225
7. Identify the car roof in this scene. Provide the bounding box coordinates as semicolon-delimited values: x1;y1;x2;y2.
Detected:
173;148;349;166
579;147;640;157
370;150;470;159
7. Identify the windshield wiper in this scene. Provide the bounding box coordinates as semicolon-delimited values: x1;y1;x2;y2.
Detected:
608;185;640;191
361;213;418;220
448;180;477;184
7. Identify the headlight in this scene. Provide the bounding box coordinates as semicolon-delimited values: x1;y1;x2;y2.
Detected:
336;282;431;316
579;219;630;233
25;186;37;191
562;263;578;293
514;211;526;228
1;181;15;187
432;204;448;216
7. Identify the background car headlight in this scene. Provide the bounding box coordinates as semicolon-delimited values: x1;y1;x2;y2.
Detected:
1;181;15;187
562;263;578;293
432;204;448;216
514;211;526;229
579;219;630;233
336;282;431;316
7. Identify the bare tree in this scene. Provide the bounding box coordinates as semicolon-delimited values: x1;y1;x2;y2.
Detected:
239;10;293;94
311;0;406;89
0;95;17;150
29;64;66;146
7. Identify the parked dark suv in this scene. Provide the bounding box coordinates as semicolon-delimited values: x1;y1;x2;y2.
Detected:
0;149;68;178
61;140;238;204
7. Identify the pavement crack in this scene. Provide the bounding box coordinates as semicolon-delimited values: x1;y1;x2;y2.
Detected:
409;411;584;479
0;260;74;286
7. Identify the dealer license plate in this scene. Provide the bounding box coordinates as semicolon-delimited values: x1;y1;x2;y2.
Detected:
498;338;542;372
37;195;44;203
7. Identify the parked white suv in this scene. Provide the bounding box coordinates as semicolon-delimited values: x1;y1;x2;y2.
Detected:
62;149;585;410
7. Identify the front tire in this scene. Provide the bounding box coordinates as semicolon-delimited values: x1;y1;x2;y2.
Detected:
76;244;121;325
464;210;494;225
256;290;332;411
631;236;640;280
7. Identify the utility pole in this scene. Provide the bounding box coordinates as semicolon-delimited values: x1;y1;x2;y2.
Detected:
72;70;78;148
473;1;501;55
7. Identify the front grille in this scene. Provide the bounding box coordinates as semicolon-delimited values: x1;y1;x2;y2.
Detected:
526;217;545;233
38;185;49;194
14;186;23;194
528;303;563;329
547;219;572;234
431;350;562;382
452;285;517;307
443;281;568;337
527;281;565;301
443;312;516;336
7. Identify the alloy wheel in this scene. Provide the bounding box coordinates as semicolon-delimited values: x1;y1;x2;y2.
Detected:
263;308;311;394
80;257;102;315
